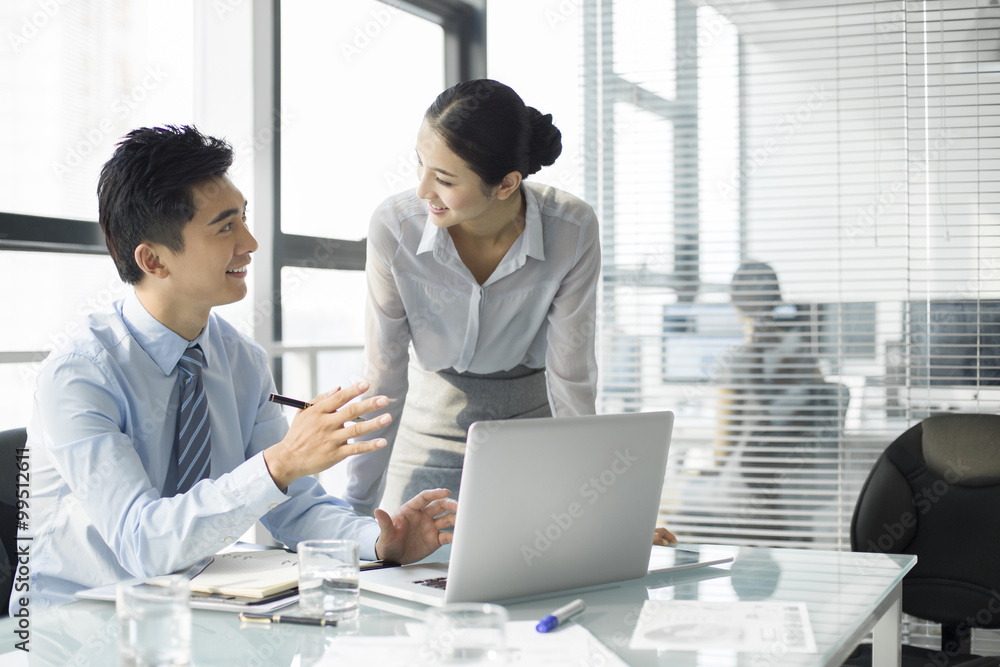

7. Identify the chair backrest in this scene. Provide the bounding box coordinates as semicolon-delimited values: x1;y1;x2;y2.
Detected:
850;414;1000;629
0;427;27;617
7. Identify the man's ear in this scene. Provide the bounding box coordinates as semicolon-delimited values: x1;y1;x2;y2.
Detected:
134;243;169;280
494;171;523;201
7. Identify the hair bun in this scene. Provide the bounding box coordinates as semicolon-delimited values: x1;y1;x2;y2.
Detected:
526;107;562;174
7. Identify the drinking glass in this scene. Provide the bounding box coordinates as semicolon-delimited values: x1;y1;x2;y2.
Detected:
116;575;191;667
297;539;360;619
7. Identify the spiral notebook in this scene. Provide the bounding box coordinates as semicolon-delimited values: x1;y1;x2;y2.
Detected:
76;548;300;612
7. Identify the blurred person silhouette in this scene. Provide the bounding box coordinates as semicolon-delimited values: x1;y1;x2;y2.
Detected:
688;260;847;544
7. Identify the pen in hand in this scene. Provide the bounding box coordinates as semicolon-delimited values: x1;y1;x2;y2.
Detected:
268;393;367;421
536;598;586;633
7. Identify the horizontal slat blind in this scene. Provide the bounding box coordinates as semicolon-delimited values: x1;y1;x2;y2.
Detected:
493;0;999;654
586;0;998;547
583;0;1000;653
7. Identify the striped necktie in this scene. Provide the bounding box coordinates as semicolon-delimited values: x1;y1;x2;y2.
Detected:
175;344;211;493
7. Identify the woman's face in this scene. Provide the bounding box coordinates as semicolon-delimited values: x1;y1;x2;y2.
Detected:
414;120;500;229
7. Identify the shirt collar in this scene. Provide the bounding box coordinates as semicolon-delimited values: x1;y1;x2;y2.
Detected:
416;214;441;256
121;291;212;376
415;185;546;262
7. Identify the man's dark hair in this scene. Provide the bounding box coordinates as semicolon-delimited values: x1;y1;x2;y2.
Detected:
97;125;235;284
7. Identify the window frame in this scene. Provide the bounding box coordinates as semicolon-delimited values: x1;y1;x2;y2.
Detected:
254;0;485;390
0;0;486;390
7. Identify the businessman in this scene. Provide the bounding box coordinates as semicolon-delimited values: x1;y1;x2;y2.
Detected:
14;125;456;612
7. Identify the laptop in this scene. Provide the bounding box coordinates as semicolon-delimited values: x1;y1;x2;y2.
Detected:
360;411;677;606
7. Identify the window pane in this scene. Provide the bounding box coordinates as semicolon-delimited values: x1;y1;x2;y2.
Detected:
697;4;740;286
487;0;585;199
0;364;36;432
278;265;366;503
0;252;125;433
0;0;195;221
612;101;674;272
0;252;126;352
280;1;444;240
614;0;676;100
280;267;366;346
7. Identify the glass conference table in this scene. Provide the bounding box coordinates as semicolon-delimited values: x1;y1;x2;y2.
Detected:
0;544;915;666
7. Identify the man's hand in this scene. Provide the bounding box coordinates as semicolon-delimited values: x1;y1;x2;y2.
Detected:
373;489;457;564
653;526;678;546
263;381;392;491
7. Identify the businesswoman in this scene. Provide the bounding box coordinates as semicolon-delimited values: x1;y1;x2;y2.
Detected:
342;79;600;516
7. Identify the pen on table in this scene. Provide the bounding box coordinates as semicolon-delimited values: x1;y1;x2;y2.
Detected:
240;611;337;627
536;598;586;633
268;393;367;421
360;559;401;571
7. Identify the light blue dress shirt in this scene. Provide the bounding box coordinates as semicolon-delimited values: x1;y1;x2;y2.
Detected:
344;182;600;515
15;292;379;611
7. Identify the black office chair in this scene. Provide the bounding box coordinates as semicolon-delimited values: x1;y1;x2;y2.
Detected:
0;427;27;617
843;414;1000;667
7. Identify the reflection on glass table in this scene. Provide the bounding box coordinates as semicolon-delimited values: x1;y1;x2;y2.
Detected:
1;544;914;667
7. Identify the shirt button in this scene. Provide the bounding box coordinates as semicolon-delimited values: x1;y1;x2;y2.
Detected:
224;536;233;544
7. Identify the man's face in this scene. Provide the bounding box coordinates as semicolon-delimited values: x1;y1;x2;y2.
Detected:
158;175;257;316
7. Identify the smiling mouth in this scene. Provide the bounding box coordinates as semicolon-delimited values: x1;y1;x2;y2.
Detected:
428;202;449;212
226;265;248;275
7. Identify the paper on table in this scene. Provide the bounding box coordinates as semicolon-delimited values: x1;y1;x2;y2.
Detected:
629;600;817;653
499;622;630;666
408;621;628;666
301;621;629;666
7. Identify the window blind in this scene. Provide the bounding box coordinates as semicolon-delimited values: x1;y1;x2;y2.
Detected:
580;0;1000;652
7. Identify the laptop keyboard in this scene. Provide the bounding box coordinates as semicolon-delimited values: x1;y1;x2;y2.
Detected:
414;576;448;590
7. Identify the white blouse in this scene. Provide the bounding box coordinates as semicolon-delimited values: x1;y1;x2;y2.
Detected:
343;181;600;514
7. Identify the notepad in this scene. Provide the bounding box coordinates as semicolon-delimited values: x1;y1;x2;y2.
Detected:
188;549;299;599
628;600;817;653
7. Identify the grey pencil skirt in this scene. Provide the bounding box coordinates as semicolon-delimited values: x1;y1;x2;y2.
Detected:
379;362;552;513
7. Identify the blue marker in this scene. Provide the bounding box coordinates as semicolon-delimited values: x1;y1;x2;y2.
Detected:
536;598;586;633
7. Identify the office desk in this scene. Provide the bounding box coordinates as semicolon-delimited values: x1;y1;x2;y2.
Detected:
0;545;915;666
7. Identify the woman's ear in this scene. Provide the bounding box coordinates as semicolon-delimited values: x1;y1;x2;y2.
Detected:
494;171;523;200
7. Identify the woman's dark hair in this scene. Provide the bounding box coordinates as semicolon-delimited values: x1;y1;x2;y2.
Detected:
97;125;234;285
424;79;562;191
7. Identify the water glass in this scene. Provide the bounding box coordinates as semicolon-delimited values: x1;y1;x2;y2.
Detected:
297;539;360;619
424;603;508;664
117;575;192;667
